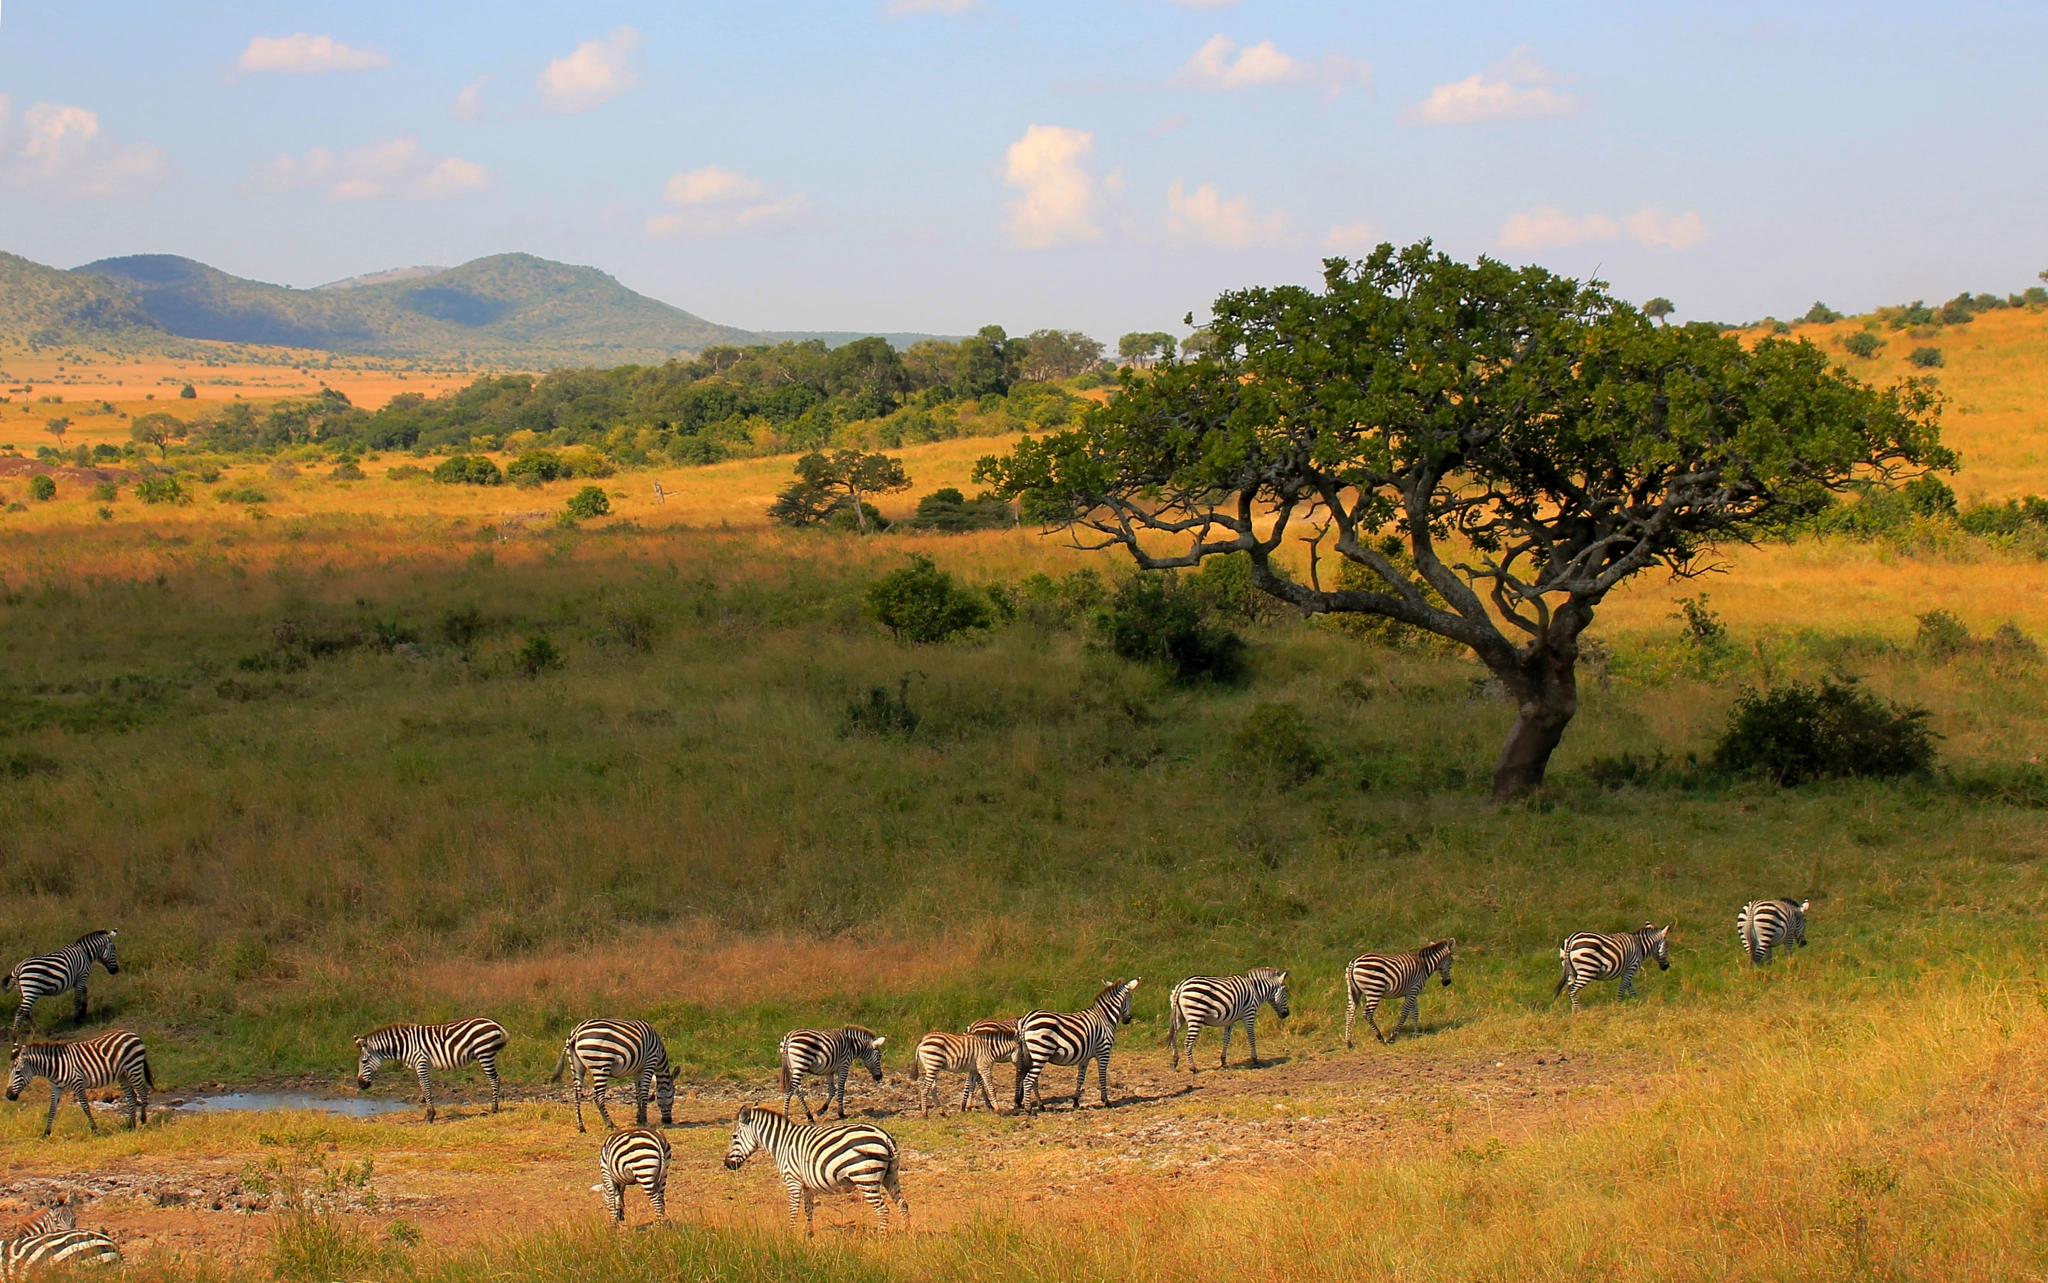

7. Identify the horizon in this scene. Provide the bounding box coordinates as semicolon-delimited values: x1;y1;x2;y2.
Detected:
1;2;2044;343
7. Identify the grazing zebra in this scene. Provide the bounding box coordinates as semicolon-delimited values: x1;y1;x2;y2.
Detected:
6;1030;152;1138
778;1026;886;1123
592;1126;671;1225
1168;968;1290;1073
1;1229;120;1275
1555;924;1671;1013
1013;979;1140;1115
723;1104;907;1236
1344;940;1456;1048
7;1201;74;1242
912;1020;1023;1116
551;1018;676;1134
1738;899;1810;965
353;1018;507;1124
5;930;120;1036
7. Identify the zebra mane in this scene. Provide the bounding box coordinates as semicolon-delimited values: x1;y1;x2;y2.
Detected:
358;1023;412;1044
842;1024;879;1038
75;929;115;945
1088;981;1123;1007
739;1103;791;1123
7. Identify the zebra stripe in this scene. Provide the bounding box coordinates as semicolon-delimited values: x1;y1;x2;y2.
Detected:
7;1202;74;1243
353;1018;507;1124
1168;968;1290;1072
778;1026;886;1123
592;1127;671;1224
1344;940;1455;1048
1555;924;1671;1013
1;1229;120;1276
1738;899;1809;965
5;930;119;1036
912;1023;1019;1116
722;1104;907;1236
1013;979;1140;1114
6;1030;152;1138
550;1018;675;1134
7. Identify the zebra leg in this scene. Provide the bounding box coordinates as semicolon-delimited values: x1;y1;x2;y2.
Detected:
1096;1053;1112;1108
1619;963;1639;1000
831;1066;847;1120
1072;1061;1088;1112
781;1177;808;1233
634;1068;651;1127
858;1179;890;1234
76;1082;102;1135
1217;1019;1233;1069
571;1068;588;1134
1367;1000;1388;1045
647;1169;667;1220
884;1161;909;1230
1402;995;1420;1037
415;1059;435;1123
1568;980;1583;1014
481;1054;501;1114
44;1082;62;1137
1344;990;1358;1050
1244;1015;1260;1067
1183;1018;1204;1074
592;1071;620;1132
604;1173;624;1224
971;1059;999;1113
124;1077;142;1130
73;981;88;1025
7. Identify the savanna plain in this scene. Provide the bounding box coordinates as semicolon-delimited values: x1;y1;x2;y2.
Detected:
6;308;2048;1283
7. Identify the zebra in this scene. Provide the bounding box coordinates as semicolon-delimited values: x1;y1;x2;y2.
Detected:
778;1026;885;1123
1013;979;1140;1114
1344;940;1456;1048
1555;924;1671;1013
7;1201;74;1242
353;1018;508;1124
6;1030;152;1137
550;1018;676;1134
911;1020;1023;1116
723;1104;907;1236
592;1126;671;1225
1;1229;120;1275
1738;899;1809;965
1167;968;1290;1072
5;930;120;1037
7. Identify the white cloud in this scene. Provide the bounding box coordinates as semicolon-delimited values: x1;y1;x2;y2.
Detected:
538;27;640;114
0;95;169;199
1498;206;1618;249
1402;46;1581;125
247;136;490;201
1170;35;1371;97
645;165;807;236
1625;206;1709;250
1166;180;1291;249
1322;221;1379;253
451;77;488;122
234;33;391;75
1002;124;1102;250
884;0;982;15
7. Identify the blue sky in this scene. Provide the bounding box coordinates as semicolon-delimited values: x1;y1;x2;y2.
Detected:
0;1;2043;341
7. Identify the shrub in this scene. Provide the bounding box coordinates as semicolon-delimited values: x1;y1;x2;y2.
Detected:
440;606;483;655
432;455;503;486
219;486;269;504
507;450;566;486
1958;495;2048;536
564;486;611;520
845;675;920;739
91;481;117;502
865;554;993;644
386;464;428;480
328;461;364;481
178;383;196;399
1915;609;1973;659
1842;331;1884;359
1802;302;1842;324
1231;701;1327;788
1093;572;1247;684
906;487;1013;533
27;474;54;501
1711;678;1936;785
516;634;563;676
134;476;186;504
1908;347;1944;368
91;443;119;461
1017;568;1106;629
1186;551;1283;623
1902;475;1956;518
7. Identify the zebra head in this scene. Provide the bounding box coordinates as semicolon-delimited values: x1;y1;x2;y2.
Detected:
1429;940;1456;987
847;1027;886;1082
5;1043;40;1101
1646;924;1671;970
1094;979;1140;1025
353;1027;393;1090
81;930;119;975
724;1106;769;1170
1249;967;1291;1019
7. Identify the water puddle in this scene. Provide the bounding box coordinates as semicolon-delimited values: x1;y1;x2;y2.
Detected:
178;1093;415;1118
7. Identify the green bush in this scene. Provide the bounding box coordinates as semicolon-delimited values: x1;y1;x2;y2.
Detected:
1017;568;1106;629
1093;572;1247;684
864;554;992;644
1231;701;1327;788
220;486;269;504
329;461;365;481
844;675;920;739
1908;347;1945;368
507;450;566;486
28;474;54;501
1711;678;1936;785
516;634;564;676
178;383;196;399
91;481;117;502
1915;609;1973;659
1842;331;1884;359
1958;496;2048;537
1802;302;1842;324
134;476;186;505
564;485;611;520
432;455;503;486
905;487;1013;533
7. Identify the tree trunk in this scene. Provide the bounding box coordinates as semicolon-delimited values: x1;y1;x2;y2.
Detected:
1490;644;1580;802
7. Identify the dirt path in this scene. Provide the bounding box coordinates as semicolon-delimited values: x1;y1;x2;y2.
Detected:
1;1041;1653;1264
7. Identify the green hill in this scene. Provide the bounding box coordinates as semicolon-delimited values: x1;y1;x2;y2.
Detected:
0;251;162;348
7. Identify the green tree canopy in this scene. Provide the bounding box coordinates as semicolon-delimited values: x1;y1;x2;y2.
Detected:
955;325;1022;399
979;240;1951;799
1117;331;1177;368
767;448;912;534
129;411;184;458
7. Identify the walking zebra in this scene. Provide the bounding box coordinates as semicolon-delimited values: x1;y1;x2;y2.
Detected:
353;1018;507;1124
778;1026;886;1123
592;1126;671;1225
1168;968;1290;1072
723;1104;907;1236
1344;940;1456;1048
5;930;120;1036
1013;979;1140;1114
1555;924;1671;1013
7;1201;74;1242
912;1019;1022;1116
1738;899;1809;965
551;1018;676;1133
6;1030;152;1137
2;1229;120;1275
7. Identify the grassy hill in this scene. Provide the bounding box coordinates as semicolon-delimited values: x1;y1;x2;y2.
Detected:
0;250;162;348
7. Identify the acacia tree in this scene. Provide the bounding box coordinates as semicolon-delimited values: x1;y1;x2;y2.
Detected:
767;448;911;534
978;242;1950;800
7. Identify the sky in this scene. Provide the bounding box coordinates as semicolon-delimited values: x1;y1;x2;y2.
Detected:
0;1;2043;342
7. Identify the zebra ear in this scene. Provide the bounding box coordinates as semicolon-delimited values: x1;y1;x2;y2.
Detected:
873;1036;886;1047
1799;900;1810;912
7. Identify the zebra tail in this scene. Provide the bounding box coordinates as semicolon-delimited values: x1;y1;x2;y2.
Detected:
779;1060;791;1096
1551;969;1568;997
143;1052;155;1089
1164;1002;1181;1046
548;1040;570;1085
1743;908;1762;964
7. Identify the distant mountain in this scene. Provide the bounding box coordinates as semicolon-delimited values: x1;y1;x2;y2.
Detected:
316;266;447;291
0;251;162;348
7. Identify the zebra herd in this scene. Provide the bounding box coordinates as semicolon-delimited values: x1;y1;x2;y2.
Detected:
2;897;1814;1242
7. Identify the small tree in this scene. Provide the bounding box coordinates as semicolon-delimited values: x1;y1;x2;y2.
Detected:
1117;332;1178;368
179;383;197;399
129;411;183;459
767;449;910;534
979;241;1950;800
1643;298;1674;324
864;554;992;643
42;417;68;447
